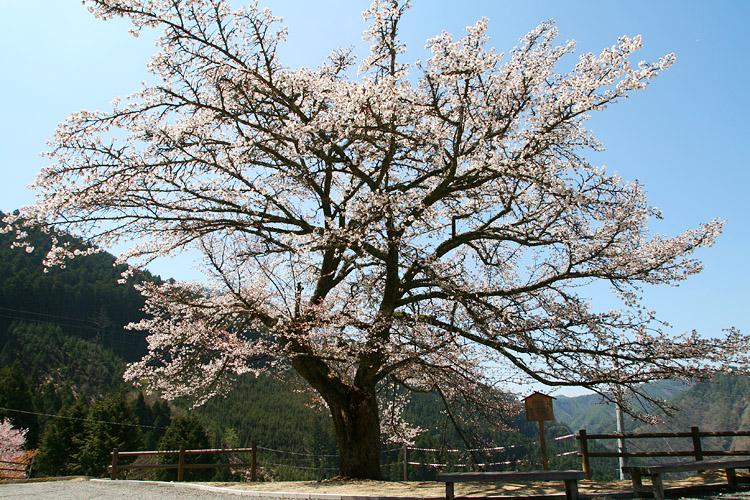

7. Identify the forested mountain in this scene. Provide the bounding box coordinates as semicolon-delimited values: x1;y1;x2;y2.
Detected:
0;221;240;476
0;213;152;361
0;217;746;481
0;322;125;414
0;219;579;478
635;375;750;451
553;377;750;437
553;379;691;434
552;376;750;479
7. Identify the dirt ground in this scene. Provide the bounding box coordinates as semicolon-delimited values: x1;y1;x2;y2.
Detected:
202;470;746;497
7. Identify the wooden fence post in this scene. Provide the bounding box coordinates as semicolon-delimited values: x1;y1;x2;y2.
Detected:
539;420;549;471
26;454;35;479
691;426;703;462
110;448;119;480
402;443;408;481
177;447;185;482
577;429;591;479
251;443;258;482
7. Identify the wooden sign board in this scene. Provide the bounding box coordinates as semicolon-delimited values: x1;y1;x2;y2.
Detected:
524;391;555;422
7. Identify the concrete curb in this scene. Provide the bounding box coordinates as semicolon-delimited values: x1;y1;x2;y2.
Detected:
0;475;91;485
89;479;442;499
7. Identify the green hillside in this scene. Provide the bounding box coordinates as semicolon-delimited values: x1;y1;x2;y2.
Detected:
1;218;746;482
633;375;750;451
0;321;125;414
0;213;152;361
554;380;691;434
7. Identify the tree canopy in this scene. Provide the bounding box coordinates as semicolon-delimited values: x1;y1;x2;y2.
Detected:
8;0;748;478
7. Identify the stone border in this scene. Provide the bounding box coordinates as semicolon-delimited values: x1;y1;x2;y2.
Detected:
0;475;91;485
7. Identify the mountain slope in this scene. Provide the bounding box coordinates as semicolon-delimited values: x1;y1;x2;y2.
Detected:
554;380;691;434
0;216;154;361
0;321;125;414
635;375;750;450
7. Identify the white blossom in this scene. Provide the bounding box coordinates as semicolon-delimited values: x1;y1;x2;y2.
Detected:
7;0;748;471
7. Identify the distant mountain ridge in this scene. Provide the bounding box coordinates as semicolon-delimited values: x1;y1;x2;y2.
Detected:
644;375;750;451
553;376;749;436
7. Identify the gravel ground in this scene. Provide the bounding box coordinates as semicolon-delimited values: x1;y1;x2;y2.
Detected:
0;479;247;499
3;477;750;499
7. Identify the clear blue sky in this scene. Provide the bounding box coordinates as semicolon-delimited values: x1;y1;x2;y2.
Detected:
1;1;748;346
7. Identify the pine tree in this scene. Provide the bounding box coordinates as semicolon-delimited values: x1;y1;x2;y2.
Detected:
0;364;38;446
158;415;214;481
74;394;141;476
34;401;88;476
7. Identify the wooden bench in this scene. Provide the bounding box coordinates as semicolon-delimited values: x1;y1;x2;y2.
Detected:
436;470;586;500
622;458;750;499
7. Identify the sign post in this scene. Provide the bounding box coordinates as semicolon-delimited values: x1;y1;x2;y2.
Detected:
524;392;555;471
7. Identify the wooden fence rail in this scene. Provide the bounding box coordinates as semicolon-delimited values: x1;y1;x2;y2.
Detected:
0;452;36;479
110;444;258;481
0;459;29;475
109;428;750;482
110;443;522;482
576;427;750;479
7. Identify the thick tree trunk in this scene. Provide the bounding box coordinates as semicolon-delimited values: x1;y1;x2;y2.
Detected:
328;386;382;479
292;356;383;479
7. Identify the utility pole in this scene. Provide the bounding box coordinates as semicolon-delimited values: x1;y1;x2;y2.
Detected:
615;400;626;480
612;352;626;480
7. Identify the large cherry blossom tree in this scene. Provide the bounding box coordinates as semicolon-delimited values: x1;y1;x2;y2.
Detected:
8;0;749;478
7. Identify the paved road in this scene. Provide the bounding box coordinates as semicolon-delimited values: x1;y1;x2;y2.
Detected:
0;480;249;499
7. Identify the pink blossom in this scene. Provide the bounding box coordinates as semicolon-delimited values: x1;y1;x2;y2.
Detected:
0;419;26;461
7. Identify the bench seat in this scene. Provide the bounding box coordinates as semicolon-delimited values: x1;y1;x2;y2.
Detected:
436;470;586;500
622;458;750;499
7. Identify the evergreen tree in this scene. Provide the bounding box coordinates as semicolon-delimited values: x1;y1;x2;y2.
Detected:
34;401;88;476
0;364;38;446
152;401;171;423
74;394;141;476
131;393;172;450
158;415;214;481
130;393;154;448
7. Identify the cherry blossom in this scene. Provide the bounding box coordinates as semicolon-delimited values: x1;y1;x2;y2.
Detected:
8;0;748;478
0;419;26;464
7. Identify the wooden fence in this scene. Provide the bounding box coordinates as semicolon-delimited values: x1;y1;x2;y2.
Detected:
109;428;750;481
0;450;37;480
576;427;750;478
110;445;258;481
110;443;522;481
0;460;28;479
